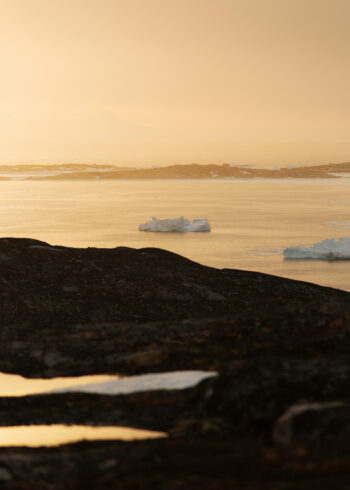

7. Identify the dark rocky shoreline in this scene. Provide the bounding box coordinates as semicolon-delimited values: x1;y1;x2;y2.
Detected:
1;238;350;488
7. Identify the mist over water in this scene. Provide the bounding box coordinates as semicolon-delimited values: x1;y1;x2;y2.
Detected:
1;179;350;291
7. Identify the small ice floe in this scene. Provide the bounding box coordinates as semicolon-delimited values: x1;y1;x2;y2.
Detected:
284;237;350;260
139;216;211;233
49;370;217;396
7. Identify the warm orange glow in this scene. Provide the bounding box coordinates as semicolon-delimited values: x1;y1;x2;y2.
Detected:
1;0;350;166
0;425;166;447
0;372;119;397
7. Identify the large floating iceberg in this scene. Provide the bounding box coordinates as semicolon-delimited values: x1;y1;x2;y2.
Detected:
284;237;350;260
139;216;211;232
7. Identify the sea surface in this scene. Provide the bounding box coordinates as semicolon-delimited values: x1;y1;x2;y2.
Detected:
1;178;350;291
1;177;350;446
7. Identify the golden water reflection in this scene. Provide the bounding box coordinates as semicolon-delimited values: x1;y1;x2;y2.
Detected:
0;373;119;397
0;425;167;447
1;179;350;291
0;371;217;397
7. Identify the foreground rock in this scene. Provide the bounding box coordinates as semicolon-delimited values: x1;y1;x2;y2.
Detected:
1;238;350;377
1;238;350;488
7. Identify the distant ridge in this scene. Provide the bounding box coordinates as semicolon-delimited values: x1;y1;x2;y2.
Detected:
0;162;349;180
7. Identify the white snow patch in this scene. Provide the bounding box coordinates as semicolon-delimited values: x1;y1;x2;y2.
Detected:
139;216;211;232
50;371;217;395
284;237;350;260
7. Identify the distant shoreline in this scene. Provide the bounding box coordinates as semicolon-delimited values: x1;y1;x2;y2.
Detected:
0;161;349;181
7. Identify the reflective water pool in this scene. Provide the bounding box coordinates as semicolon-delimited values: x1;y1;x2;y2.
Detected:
0;425;167;447
0;372;119;397
0;371;217;397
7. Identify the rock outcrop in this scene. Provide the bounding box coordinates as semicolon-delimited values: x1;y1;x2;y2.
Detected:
0;238;350;488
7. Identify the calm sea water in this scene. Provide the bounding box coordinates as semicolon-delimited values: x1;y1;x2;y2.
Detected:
2;178;350;446
1;178;350;291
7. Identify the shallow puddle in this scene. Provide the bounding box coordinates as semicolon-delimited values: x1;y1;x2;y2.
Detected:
0;371;216;447
0;371;217;397
0;373;119;397
0;425;167;447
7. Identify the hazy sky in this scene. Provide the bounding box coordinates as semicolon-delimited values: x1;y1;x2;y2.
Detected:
1;0;350;167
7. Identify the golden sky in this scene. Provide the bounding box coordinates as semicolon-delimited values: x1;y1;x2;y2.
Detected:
1;0;350;167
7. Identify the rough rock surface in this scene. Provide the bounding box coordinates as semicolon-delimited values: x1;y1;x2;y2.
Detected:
1;238;350;488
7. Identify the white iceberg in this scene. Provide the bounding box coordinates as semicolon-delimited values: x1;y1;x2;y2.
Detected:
284;237;350;260
139;216;211;232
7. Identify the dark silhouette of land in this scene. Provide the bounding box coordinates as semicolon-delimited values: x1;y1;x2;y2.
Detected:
0;239;350;487
1;161;350;180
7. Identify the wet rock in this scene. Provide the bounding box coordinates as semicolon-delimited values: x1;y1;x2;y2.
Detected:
273;401;348;445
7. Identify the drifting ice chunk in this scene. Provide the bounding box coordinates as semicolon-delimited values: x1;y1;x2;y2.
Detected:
139;216;211;232
284;237;350;260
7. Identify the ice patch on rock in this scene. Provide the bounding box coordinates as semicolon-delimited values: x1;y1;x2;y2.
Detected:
284;237;350;260
49;370;217;395
139;216;211;232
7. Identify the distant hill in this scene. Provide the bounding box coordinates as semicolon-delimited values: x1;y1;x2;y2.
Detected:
0;162;350;180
